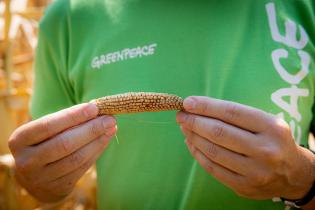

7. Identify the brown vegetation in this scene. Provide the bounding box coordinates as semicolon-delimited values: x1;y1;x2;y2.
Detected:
0;1;97;209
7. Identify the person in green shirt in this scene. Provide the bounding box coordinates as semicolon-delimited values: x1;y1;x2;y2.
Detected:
7;0;315;209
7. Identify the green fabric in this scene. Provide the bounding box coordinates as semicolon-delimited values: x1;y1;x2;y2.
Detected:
31;0;315;209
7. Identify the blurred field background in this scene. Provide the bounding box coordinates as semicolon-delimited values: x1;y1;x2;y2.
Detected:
0;0;97;209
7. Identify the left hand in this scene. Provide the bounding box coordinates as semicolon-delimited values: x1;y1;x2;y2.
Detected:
176;96;315;200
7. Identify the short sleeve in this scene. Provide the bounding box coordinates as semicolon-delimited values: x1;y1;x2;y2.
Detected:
30;0;75;119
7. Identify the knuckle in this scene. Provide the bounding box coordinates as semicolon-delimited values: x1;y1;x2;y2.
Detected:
190;145;198;157
269;151;283;165
40;118;53;137
249;171;269;187
69;151;84;165
66;109;81;124
205;161;214;174
211;123;224;139
184;128;193;139
81;159;93;172
269;117;291;138
57;134;73;154
40;118;51;135
259;146;282;164
199;101;210;114
89;121;102;137
187;115;197;130
223;103;239;122
206;143;218;159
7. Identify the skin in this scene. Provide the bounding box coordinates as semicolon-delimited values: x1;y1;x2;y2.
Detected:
8;103;117;203
176;96;315;209
8;96;315;208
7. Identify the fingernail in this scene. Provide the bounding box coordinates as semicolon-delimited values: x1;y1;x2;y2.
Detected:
105;126;116;136
184;97;195;110
102;117;116;129
84;103;98;118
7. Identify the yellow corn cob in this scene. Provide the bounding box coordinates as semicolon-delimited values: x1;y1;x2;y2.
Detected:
92;92;184;115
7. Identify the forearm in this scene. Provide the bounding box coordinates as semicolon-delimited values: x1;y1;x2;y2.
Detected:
301;147;315;210
292;146;315;209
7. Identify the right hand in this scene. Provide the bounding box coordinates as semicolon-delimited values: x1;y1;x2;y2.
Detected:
8;103;117;203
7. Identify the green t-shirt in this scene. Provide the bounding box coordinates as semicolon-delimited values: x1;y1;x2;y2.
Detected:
31;0;315;209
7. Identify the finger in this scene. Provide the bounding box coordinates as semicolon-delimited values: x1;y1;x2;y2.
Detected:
43;132;113;181
36;115;116;164
17;103;99;146
185;140;245;191
177;112;258;154
45;151;99;198
180;125;190;136
186;131;249;175
182;96;272;132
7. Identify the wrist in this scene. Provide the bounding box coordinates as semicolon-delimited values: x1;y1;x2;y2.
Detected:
279;146;315;208
296;146;315;198
281;181;315;208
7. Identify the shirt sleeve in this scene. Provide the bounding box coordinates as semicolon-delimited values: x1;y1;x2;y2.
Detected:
30;0;75;119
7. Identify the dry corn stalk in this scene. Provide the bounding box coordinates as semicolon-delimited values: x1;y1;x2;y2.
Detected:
92;92;184;115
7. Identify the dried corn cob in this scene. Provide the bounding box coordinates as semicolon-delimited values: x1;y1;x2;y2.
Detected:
92;92;184;115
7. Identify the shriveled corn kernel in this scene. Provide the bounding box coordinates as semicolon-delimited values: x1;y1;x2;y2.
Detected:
92;92;184;115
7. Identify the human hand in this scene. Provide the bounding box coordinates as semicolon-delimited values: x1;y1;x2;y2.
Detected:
176;96;315;200
8;103;117;203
